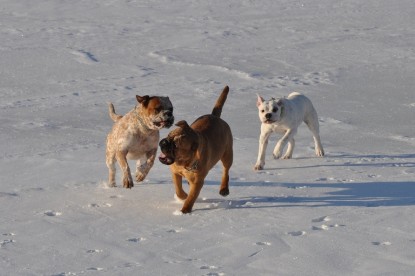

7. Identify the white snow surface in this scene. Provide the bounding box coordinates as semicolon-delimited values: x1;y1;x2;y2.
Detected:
1;1;415;275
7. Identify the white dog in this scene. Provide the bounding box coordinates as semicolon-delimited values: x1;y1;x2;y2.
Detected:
254;92;324;170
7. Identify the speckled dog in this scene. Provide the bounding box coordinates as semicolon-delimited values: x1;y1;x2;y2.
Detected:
106;95;174;188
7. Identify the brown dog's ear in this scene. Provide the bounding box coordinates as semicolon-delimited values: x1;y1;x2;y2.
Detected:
175;120;190;129
136;95;150;107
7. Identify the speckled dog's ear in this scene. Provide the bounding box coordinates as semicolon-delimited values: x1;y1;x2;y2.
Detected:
136;95;150;107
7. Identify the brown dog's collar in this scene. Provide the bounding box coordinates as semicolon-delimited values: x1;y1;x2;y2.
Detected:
185;160;199;172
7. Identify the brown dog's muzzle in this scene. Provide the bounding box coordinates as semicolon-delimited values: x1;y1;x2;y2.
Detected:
158;138;175;165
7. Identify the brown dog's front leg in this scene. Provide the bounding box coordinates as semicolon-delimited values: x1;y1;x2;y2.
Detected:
172;173;187;200
181;182;203;214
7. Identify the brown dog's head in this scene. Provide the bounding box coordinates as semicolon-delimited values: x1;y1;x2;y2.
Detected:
158;120;199;166
136;95;174;130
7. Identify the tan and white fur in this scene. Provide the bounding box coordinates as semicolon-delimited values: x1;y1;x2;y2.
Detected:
106;95;174;188
254;92;324;170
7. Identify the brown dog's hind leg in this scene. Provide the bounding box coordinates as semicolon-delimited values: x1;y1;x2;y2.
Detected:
219;149;233;196
116;151;134;189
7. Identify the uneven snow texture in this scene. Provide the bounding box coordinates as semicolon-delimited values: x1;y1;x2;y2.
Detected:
1;0;415;275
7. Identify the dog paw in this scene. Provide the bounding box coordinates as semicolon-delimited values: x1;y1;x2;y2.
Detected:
219;188;229;197
281;154;292;159
135;173;146;182
181;206;192;214
123;178;134;189
254;164;263;170
273;150;283;159
316;149;325;157
273;153;282;159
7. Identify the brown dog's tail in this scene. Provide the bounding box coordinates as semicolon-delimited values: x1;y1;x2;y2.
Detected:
108;102;123;122
211;86;229;117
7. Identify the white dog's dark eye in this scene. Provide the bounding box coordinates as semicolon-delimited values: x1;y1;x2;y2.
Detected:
261;110;265;113
272;108;278;113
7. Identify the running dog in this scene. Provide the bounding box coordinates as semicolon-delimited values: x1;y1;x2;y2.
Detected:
158;86;233;213
106;95;174;188
254;92;324;170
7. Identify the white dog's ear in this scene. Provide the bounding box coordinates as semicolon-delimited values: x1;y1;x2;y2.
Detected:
256;94;264;107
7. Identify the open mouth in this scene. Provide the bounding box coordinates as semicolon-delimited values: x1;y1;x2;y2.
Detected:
264;119;275;124
154;118;174;128
158;152;174;165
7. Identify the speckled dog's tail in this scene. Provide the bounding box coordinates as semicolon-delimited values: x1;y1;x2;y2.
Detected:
211;86;229;117
108;102;123;122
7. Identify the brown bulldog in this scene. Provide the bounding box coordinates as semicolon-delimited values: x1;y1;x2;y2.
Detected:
159;86;233;213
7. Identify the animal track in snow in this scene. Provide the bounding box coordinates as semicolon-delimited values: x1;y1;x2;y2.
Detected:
167;229;182;233
312;216;331;223
127;237;146;243
288;231;307;236
312;225;330;231
372;241;392;246
273;71;332;87
87;267;104;271
149;51;255;81
44;210;62;216
87;203;112;208
200;265;218;270
1;239;15;247
70;49;99;64
255;241;271;246
87;249;103;253
312;216;344;231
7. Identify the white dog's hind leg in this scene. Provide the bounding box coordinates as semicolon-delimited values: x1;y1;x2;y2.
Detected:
254;127;272;170
282;137;295;159
273;129;296;159
305;116;324;157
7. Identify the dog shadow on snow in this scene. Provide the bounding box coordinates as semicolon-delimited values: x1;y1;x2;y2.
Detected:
198;153;415;211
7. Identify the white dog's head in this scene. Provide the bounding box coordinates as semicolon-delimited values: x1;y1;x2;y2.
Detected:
256;94;284;124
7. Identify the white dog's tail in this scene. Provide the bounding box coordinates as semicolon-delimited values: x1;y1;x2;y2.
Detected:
211;86;229;117
108;103;123;122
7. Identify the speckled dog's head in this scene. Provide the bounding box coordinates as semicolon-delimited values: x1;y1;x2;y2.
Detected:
256;94;283;124
136;95;174;130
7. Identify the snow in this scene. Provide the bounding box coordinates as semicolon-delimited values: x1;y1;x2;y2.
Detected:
1;0;415;275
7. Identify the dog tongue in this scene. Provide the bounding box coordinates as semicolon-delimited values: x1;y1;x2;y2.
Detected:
159;152;167;159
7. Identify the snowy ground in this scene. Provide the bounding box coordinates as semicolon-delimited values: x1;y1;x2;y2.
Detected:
1;0;415;275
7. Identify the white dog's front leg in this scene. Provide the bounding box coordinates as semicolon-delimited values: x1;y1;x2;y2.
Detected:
254;126;272;170
273;129;296;159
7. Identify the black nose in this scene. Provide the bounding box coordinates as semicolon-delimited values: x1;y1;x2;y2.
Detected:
159;138;168;147
265;113;272;119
